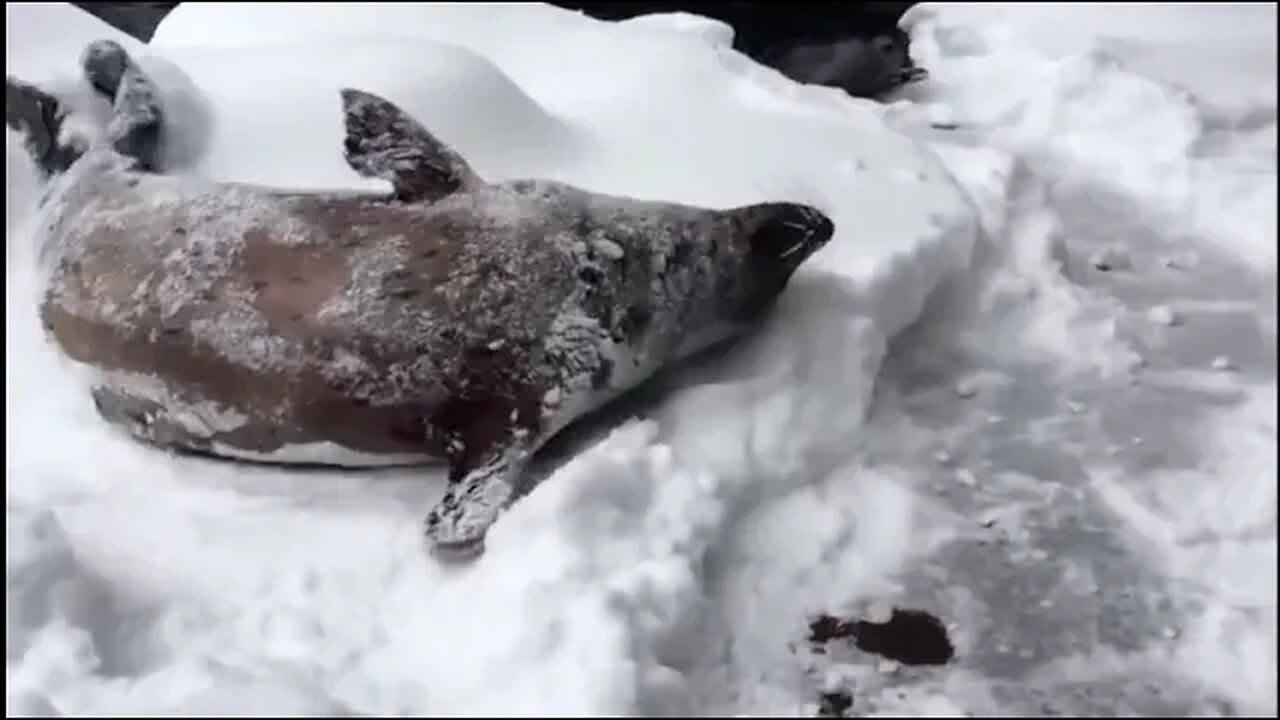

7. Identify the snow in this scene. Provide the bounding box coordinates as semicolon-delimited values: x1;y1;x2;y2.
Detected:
6;1;1276;716
4;4;139;80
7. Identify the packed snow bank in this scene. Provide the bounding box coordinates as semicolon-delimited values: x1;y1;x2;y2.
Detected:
7;2;975;715
904;2;1278;274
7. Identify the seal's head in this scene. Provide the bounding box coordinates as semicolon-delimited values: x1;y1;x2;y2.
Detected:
643;198;832;363
764;27;928;99
509;183;836;364
714;201;835;322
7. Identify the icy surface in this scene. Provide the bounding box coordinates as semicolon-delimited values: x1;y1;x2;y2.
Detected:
7;1;1277;716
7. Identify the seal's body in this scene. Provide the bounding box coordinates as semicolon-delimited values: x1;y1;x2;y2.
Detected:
9;41;835;557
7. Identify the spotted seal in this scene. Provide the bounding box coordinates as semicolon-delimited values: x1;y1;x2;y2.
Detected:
761;27;928;99
7;40;835;558
557;2;927;98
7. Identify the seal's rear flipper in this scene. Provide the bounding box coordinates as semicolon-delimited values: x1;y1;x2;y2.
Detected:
5;76;84;179
82;39;129;100
80;40;163;173
339;88;482;203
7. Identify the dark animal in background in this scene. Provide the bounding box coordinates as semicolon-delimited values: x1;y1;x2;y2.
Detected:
557;1;927;98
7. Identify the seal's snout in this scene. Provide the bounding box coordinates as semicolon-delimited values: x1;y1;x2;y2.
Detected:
749;203;835;262
899;66;929;84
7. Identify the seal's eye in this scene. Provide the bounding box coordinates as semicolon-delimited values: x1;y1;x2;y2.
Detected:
749;204;835;261
875;36;899;57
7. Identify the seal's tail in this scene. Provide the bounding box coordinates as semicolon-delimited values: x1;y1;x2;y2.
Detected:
5;76;83;180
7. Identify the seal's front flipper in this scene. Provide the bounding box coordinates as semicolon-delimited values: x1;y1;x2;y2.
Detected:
339;88;482;204
6;76;83;179
423;398;537;562
424;452;525;562
424;439;533;562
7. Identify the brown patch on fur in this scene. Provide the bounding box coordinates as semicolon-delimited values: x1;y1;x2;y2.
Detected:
39;187;560;464
236;226;347;336
44;303;433;457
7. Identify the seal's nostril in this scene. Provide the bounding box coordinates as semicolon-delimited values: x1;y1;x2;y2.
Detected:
805;208;835;246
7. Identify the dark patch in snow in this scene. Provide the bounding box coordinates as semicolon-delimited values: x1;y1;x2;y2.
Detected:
809;608;956;667
817;691;854;718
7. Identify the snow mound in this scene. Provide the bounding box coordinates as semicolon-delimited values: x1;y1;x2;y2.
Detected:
138;37;584;190
7;2;975;715
618;12;738;50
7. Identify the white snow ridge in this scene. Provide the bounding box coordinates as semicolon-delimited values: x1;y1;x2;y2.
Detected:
6;2;1276;716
